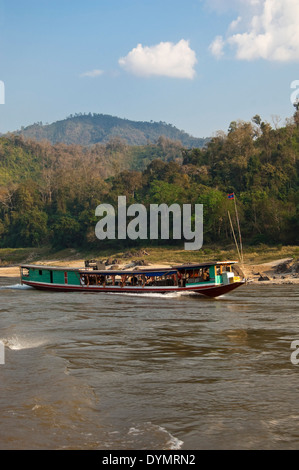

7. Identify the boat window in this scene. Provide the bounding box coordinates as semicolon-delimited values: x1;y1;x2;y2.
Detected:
89;274;97;285
22;268;29;277
39;270;42;276
97;275;105;285
144;273;177;287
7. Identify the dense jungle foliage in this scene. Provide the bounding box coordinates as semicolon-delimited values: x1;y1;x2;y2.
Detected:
0;109;298;250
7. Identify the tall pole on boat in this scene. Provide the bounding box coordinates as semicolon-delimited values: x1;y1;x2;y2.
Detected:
228;210;242;263
227;192;244;267
233;194;244;265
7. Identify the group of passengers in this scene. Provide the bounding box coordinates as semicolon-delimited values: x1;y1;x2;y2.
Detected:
80;267;212;288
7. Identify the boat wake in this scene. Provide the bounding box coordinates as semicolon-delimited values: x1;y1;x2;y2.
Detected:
108;291;183;299
0;283;33;290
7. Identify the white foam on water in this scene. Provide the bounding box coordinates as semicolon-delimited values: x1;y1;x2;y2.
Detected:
0;283;33;290
0;335;47;351
109;291;183;299
158;425;184;450
128;423;184;450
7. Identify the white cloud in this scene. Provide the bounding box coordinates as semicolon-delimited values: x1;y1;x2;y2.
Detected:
209;36;225;58
229;16;242;31
118;40;197;79
80;69;104;78
209;0;299;62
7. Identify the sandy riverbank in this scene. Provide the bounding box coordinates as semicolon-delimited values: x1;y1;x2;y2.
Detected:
239;258;299;285
1;258;299;284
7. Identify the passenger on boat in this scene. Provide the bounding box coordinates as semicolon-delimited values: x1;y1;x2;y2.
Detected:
146;276;155;286
178;272;186;287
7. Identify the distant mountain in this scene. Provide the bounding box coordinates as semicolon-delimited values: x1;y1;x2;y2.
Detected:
11;113;209;148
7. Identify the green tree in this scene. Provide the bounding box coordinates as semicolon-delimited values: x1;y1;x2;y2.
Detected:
9;208;48;247
50;214;82;248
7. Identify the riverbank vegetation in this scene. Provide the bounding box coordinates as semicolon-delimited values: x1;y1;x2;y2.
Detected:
0;107;298;257
0;244;299;268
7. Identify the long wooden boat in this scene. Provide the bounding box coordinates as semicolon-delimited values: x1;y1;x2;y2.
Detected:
19;261;245;298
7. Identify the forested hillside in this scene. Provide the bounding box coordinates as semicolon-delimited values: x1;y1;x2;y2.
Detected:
11;113;209;148
0;109;298;250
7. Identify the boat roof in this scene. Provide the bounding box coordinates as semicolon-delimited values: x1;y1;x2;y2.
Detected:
82;268;178;276
20;264;81;272
20;260;238;276
172;261;238;269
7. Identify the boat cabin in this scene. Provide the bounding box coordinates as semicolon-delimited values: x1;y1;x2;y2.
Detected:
20;261;240;290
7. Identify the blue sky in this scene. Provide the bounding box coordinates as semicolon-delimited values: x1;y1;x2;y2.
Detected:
0;0;299;138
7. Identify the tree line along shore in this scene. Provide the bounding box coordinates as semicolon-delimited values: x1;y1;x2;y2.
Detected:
0;108;298;253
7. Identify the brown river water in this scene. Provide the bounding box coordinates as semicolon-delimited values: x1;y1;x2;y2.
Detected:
0;276;299;450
